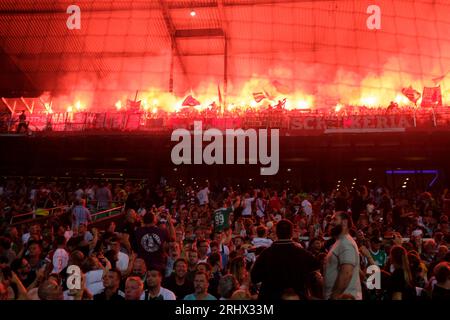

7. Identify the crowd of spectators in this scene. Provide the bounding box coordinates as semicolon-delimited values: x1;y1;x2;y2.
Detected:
0;177;449;301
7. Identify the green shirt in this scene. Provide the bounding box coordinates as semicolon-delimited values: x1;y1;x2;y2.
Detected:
213;207;232;232
370;249;387;267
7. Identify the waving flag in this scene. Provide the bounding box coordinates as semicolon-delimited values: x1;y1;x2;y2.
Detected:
271;80;291;94
432;74;446;84
253;92;266;103
421;86;442;107
182;95;201;107
126;99;141;109
401;86;421;104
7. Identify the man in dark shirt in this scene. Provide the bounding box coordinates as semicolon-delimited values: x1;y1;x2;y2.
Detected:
163;258;193;300
432;261;450;301
134;211;175;272
251;219;319;300
94;269;124;301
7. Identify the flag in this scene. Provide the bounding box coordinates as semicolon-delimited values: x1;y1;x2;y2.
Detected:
401;86;421;104
182;95;200;107
253;92;266;103
126;99;141;109
271;80;291;94
263;89;275;101
421;86;442;107
432;74;446;84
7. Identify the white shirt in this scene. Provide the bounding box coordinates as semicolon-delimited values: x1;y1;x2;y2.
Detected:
256;198;266;217
29;189;37;201
116;252;129;274
137;207;147;217
142;287;176;300
198;257;208;264
302;199;313;216
85;269;104;295
64;230;73;242
52;248;69;274
22;233;31;244
251;237;273;248
86;188;95;200
242;198;254;216
197;188;209;205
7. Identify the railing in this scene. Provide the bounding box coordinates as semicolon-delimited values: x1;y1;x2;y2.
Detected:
90;205;125;222
85;200;125;213
298;236;432;243
1;107;450;133
10;205;70;225
9;204;125;229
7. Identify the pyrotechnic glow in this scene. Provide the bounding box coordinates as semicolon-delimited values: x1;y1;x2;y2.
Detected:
174;102;182;113
42;74;446;113
151;107;158;114
227;103;235;112
190;10;196;17
360;96;378;107
67;106;73;113
395;94;410;105
297;100;310;109
142;100;150;111
75;101;83;111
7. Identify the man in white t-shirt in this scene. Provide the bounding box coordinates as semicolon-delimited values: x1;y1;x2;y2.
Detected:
255;192;266;218
301;196;313;221
51;236;69;274
242;193;255;217
197;186;209;206
109;237;129;274
143;268;176;300
251;226;273;248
